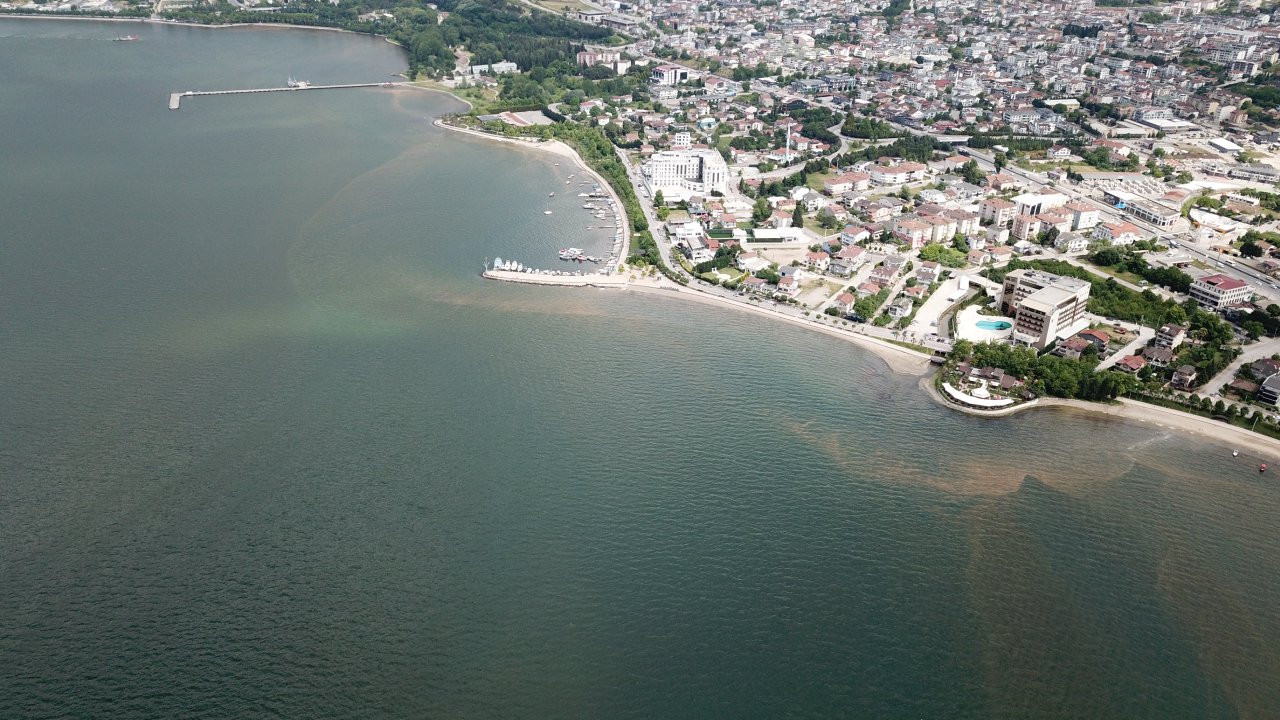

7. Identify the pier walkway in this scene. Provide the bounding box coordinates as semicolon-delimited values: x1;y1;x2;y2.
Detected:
168;82;402;110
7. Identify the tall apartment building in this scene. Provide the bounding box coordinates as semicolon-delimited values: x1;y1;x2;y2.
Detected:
1001;268;1091;349
640;149;729;201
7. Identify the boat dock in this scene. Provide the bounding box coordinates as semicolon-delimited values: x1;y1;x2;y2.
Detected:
168;82;402;110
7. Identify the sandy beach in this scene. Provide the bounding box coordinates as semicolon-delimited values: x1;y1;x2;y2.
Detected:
921;375;1280;459
628;280;934;376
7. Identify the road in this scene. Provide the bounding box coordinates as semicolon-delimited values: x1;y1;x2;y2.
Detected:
1094;323;1156;371
1202;336;1280;396
1171;240;1280;304
905;272;975;337
617;147;688;278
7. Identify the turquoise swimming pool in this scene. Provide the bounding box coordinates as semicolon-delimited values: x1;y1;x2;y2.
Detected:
976;320;1013;331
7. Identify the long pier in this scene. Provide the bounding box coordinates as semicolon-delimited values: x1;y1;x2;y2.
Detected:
168;82;402;110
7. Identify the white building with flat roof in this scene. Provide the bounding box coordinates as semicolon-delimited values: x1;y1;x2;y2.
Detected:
641;149;729;201
1001;268;1091;349
1190;273;1252;309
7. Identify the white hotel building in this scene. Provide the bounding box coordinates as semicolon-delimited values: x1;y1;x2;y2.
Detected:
640;149;729;202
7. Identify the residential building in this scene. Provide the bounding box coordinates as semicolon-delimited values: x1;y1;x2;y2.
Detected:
916;261;941;284
1142;346;1175;367
1093;221;1143;247
1155;324;1187;349
576;50;622;67
1054;231;1089;254
980;198;1017;227
870;162;927;185
823;172;870;195
1065;201;1100;231
1172;364;1199;390
1115;355;1148;373
1258;373;1280;405
888;297;914;318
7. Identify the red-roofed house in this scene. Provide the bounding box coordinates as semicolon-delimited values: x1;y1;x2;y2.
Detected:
805;251;831;272
1093;221;1143;246
1116;355;1148;373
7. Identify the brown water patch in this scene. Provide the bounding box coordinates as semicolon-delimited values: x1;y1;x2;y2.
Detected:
780;417;1133;498
963;501;1117;719
1155;539;1280;719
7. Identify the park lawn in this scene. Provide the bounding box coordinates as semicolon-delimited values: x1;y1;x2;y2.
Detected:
715;135;733;151
1085;260;1146;286
706;268;746;283
805;171;836;191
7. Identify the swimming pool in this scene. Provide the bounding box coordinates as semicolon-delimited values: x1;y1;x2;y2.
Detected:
976;320;1013;331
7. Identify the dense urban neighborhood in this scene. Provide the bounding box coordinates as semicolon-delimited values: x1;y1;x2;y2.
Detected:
18;0;1280;436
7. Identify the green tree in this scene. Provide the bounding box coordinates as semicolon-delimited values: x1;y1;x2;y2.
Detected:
653;189;664;207
752;196;771;224
960;159;985;185
792;204;804;228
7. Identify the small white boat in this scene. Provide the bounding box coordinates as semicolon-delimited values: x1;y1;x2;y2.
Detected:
549;192;555;197
543;210;553;215
1233;450;1240;457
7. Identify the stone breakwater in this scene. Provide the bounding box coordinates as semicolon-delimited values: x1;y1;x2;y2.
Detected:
481;269;628;288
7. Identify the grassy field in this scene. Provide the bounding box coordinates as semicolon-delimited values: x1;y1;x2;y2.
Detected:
805;171;836;191
411;80;499;111
1083;259;1146;286
530;0;596;13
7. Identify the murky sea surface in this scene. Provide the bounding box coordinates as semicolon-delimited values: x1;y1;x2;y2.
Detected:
2;18;1278;719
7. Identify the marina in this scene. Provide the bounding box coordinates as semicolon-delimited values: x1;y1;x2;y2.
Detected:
484;178;627;285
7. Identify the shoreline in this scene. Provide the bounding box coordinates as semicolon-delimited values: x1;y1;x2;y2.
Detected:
0;13;364;33
921;375;1280;459
628;281;934;376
